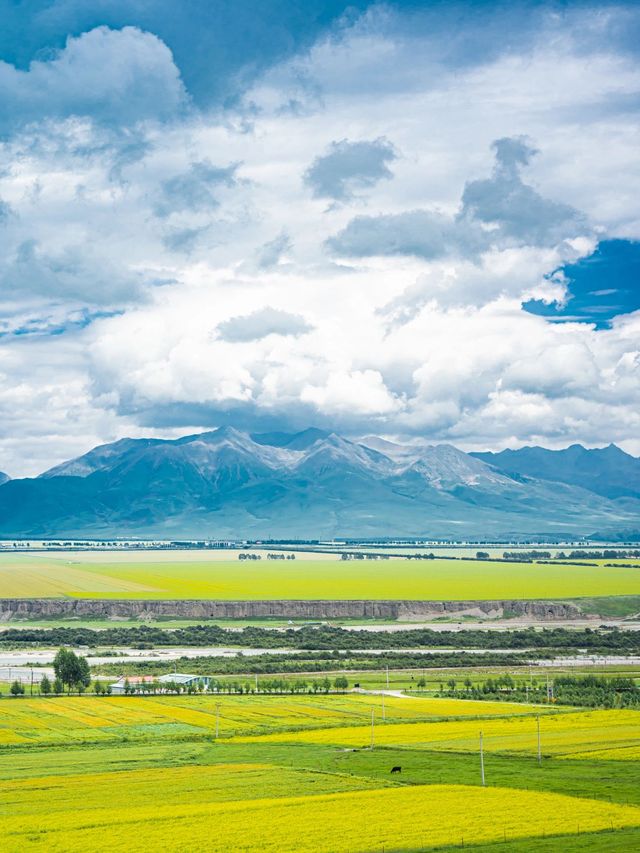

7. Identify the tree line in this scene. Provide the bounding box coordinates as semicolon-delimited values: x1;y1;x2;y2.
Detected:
441;674;640;708
7;648;91;697
4;624;639;654
93;650;530;678
115;675;350;695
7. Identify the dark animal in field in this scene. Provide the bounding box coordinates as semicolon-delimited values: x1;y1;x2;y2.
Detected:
390;766;402;774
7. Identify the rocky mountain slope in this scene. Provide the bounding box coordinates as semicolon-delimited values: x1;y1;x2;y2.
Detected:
471;443;640;500
0;428;638;539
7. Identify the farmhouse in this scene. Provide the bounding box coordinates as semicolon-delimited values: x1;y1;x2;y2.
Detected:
109;673;211;694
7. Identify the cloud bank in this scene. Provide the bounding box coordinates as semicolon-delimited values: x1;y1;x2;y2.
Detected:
1;2;640;476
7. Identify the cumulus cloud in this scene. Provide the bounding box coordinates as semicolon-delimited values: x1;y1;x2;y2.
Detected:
459;136;586;247
154;160;238;218
328;136;589;261
0;240;147;305
304;137;397;201
327;209;486;260
300;369;400;415
216;308;313;342
2;4;640;473
254;232;293;269
0;26;187;131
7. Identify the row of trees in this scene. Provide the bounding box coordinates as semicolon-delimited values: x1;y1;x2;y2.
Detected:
340;553;391;560
116;675;351;696
440;674;640;708
9;624;639;653
502;551;552;560
94;650;529;680
7;649;91;698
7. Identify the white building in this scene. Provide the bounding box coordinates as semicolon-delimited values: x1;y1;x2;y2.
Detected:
109;673;211;694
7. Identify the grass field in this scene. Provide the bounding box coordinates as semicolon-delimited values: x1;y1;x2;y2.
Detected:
2;551;640;599
1;693;640;851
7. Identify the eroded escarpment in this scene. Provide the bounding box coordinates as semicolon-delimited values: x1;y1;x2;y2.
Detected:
0;598;583;620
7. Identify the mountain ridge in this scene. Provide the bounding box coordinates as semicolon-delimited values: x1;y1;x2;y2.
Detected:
471;443;640;500
0;428;638;539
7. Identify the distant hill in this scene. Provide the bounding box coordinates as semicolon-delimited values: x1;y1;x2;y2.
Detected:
0;428;638;539
471;444;640;500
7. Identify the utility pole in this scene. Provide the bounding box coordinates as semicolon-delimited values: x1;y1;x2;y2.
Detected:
546;672;550;703
480;731;486;786
536;715;541;764
255;673;258;692
30;667;34;696
370;709;375;750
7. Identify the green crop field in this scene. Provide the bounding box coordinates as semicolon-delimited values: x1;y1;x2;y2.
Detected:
1;693;640;851
1;551;640;599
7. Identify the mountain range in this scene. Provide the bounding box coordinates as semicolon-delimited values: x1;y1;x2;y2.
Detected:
0;427;638;540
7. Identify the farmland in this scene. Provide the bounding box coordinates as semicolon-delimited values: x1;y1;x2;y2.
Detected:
2;547;640;851
1;550;640;599
1;693;640;851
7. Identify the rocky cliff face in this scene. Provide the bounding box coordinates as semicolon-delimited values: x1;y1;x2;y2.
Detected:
0;598;583;620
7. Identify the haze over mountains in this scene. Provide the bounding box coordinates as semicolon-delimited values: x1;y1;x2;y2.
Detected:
0;427;638;540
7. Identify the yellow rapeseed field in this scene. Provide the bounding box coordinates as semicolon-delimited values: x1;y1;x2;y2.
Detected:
237;708;640;757
0;763;383;818
2;550;639;599
0;694;552;745
2;783;639;852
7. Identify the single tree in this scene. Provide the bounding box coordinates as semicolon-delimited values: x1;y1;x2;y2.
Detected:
10;680;25;696
40;675;52;695
53;648;92;693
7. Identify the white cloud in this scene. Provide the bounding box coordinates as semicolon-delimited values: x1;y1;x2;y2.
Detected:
0;26;187;130
2;6;640;473
304;137;397;201
217;307;312;342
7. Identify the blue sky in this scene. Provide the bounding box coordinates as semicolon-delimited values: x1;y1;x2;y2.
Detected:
0;1;639;475
524;239;640;328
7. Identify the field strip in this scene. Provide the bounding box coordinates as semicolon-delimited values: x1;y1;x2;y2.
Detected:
2;783;639;852
0;560;157;597
2;552;640;599
0;695;562;748
0;763;385;817
232;709;640;756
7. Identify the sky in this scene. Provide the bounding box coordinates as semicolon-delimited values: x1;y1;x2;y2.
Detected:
1;0;639;477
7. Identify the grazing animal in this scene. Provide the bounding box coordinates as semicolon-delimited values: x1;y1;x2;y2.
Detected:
390;766;402;774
